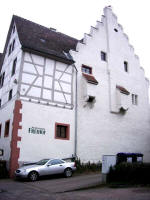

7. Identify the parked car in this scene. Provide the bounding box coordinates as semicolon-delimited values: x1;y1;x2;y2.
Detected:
15;158;76;181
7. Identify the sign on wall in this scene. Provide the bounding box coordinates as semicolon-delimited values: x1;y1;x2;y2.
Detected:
28;127;46;135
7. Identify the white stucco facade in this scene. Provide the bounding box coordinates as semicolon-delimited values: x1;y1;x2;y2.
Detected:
18;101;75;164
0;6;150;175
70;7;150;162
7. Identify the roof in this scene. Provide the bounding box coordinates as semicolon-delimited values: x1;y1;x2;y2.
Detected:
0;15;79;72
116;85;130;95
82;73;99;85
13;15;78;64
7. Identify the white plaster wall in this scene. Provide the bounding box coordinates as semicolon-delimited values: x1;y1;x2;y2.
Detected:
71;7;150;163
18;101;75;163
0;23;23;166
0;100;15;163
0;22;22;107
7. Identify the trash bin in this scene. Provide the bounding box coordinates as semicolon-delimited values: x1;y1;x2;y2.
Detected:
116;153;143;164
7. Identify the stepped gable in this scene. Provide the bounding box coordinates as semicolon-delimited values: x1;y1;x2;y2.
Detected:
13;15;78;64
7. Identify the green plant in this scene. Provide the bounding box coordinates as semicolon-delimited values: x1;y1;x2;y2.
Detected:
74;157;102;173
107;162;150;184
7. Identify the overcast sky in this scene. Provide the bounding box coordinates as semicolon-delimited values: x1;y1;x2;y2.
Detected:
0;0;150;80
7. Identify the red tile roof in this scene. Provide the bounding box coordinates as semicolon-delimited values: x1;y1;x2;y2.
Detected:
82;73;98;85
116;85;130;95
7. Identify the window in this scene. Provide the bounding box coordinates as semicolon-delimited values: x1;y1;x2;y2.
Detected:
12;58;17;76
0;72;5;88
132;94;138;105
81;65;92;74
12;40;15;52
4;120;10;137
101;51;107;61
0;99;1;108
0;124;1;138
124;61;128;72
13;25;15;33
8;44;12;55
8;89;13;101
8;39;15;56
55;123;70;140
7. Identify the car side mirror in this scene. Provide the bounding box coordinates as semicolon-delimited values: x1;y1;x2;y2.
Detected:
47;164;51;167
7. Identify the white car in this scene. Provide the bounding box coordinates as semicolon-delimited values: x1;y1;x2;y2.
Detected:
15;158;76;181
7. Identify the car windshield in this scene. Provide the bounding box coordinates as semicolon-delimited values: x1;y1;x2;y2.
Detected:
36;159;49;165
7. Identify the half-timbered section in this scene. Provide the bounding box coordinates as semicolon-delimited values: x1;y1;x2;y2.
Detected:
20;53;73;108
0;15;78;176
0;6;150;177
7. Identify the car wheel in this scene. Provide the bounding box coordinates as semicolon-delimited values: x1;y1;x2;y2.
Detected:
64;168;72;178
28;171;39;181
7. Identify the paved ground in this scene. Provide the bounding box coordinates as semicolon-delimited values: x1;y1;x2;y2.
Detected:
0;173;150;200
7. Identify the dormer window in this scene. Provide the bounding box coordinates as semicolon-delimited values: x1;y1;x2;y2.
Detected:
81;65;92;74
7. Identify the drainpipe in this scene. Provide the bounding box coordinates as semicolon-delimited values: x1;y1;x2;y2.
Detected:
72;64;78;158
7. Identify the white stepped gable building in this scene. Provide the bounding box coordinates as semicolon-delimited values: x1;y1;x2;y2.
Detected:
0;6;150;177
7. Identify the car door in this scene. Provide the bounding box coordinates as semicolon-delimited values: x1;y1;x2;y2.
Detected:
45;159;65;175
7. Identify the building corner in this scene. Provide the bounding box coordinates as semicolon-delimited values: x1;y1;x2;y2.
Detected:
9;100;22;178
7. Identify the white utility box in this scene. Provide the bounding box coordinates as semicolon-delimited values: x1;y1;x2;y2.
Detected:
102;155;116;183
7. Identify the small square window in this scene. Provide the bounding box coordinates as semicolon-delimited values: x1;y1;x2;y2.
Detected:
124;61;128;72
132;94;138;105
9;89;13;101
135;95;138;105
12;58;17;76
81;65;92;74
4;120;10;137
101;51;107;61
55;123;70;140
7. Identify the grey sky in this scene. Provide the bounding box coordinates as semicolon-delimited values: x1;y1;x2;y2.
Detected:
0;0;150;81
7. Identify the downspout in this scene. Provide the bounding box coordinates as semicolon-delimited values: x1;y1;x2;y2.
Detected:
72;64;78;158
